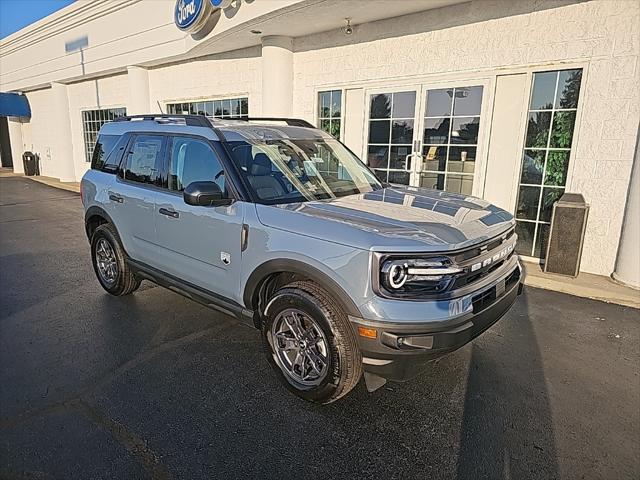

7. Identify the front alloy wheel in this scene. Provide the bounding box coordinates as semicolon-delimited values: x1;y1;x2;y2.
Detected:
271;308;329;386
262;281;362;404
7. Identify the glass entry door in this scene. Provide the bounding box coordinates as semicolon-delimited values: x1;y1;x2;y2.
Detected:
365;84;485;195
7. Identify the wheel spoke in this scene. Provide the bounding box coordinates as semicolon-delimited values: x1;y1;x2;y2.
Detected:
305;349;326;375
275;332;297;351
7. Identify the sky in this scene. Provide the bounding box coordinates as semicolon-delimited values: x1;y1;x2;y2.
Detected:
1;0;75;39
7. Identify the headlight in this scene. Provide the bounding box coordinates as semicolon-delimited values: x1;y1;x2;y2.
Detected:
379;256;463;297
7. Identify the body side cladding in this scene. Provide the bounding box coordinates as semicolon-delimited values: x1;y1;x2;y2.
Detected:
84;206;116;241
243;259;362;328
127;258;254;325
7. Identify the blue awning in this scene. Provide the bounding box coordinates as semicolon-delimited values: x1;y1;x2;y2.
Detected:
0;92;31;118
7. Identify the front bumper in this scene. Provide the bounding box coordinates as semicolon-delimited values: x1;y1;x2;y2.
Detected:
350;259;524;382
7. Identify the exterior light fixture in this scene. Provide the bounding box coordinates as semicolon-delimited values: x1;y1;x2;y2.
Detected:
344;18;353;35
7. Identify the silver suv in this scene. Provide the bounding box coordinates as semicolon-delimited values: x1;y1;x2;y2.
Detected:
81;114;523;403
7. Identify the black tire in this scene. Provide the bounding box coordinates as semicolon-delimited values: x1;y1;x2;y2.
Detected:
90;223;141;296
262;280;362;404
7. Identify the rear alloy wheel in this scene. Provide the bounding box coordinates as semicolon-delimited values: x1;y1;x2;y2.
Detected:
91;223;141;296
262;281;362;403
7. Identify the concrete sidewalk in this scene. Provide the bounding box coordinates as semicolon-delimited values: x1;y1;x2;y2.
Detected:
0;169;80;193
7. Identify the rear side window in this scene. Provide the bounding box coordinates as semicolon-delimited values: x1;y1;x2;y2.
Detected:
91;134;121;171
122;135;164;186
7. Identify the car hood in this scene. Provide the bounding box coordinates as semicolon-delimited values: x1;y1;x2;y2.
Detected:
255;186;515;252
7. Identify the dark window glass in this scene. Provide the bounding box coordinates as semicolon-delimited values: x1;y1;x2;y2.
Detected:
388;171;410;185
525;112;552;148
520;150;545;185
450;117;479;144
370;94;391;118
544;150;570;186
540;187;564;222
556;69;582;109
392;91;416;118
390;145;412;170
391;119;414;144
166;97;248;119
331;90;342;118
445;174;473;195
368;146;389;169
448;147;476;174
516;186;541;220
369;120;391;143
530;71;557;110
420;172;445;190
453;86;483;116
550;111;576;148
422;145;447;171
534;223;551;258
423;117;450;144
91;134;120;171
123;135;164;186
168;137;225;194
426;89;453;117
515;221;535;256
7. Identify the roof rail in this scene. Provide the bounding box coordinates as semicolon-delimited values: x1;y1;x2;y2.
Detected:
242;117;315;128
113;114;211;127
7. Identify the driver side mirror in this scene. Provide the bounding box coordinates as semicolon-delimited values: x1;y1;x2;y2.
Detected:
183;181;231;207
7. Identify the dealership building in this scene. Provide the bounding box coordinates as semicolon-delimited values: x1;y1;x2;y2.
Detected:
0;0;638;286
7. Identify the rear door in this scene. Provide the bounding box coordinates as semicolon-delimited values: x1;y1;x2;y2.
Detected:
154;135;244;303
108;133;166;266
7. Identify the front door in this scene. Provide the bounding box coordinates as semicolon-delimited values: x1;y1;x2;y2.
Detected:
154;135;244;303
365;82;487;197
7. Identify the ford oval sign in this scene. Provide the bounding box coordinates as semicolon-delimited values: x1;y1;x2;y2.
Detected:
175;0;207;32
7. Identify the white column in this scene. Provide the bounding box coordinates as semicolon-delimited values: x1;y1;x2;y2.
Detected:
261;36;293;117
127;66;151;115
51;82;76;182
7;118;24;174
613;134;640;288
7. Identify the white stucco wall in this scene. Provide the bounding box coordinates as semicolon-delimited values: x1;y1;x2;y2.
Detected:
148;46;262;116
291;0;640;276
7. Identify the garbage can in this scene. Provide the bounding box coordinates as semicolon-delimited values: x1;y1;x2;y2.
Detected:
544;193;590;277
22;151;40;176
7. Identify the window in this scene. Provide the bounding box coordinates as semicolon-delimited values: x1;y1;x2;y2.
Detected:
367;91;416;185
166;97;248;119
420;86;483;195
123;135;164;186
82;108;127;162
91;134;121;171
226;137;381;205
515;69;582;258
317;90;342;139
168;137;226;194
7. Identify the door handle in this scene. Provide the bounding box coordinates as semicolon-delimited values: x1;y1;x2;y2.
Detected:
109;193;124;203
159;208;179;219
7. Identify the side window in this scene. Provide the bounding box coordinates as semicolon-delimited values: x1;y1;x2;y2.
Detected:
91;134;120;171
123;135;164;186
168;137;226;194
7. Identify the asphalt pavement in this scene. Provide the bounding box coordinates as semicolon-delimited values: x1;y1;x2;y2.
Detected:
1;176;638;480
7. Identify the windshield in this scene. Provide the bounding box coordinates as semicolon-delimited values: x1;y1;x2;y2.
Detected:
226;137;383;204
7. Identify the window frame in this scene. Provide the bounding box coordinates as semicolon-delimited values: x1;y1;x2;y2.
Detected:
165;97;249;119
316;89;344;141
81;107;127;163
512;67;585;260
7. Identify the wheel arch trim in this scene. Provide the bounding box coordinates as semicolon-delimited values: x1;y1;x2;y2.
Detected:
84;206;116;240
243;259;362;318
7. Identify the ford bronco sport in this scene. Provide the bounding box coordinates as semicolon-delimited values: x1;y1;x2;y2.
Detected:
81;114;523;403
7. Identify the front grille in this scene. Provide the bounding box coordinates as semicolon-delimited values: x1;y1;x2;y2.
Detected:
450;227;516;290
472;266;520;313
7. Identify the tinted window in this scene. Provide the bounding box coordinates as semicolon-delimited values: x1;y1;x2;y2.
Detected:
91;134;120;171
168;137;226;194
123;135;164;186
